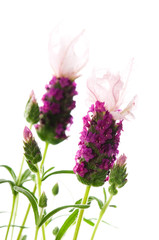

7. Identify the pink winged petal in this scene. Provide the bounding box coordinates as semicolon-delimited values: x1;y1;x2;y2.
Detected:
87;69;124;111
48;25;89;80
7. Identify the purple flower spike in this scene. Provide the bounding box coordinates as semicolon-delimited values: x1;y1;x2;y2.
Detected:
73;100;123;187
36;76;77;145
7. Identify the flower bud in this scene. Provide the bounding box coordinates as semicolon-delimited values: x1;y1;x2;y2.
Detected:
23;126;33;142
52;226;59;236
24;91;40;124
108;154;128;195
52;183;59;196
39;192;47;208
23;127;42;172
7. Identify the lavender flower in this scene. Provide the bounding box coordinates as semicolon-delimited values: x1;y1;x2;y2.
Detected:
73;101;123;186
35;76;77;144
74;67;135;186
35;25;89;144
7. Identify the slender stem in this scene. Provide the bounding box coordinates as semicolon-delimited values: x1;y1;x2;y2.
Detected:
35;143;49;240
91;194;113;240
34;226;39;240
5;194;16;240
40;142;49;172
16;184;36;240
34;208;43;240
73;185;91;240
11;194;19;240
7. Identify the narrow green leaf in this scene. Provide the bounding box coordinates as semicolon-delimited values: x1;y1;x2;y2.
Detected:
0;179;16;195
102;220;118;228
83;218;95;226
109;205;117;208
38;204;89;227
88;196;103;209
14;186;39;225
69;199;82;212
42;170;74;181
20;169;31;185
55;210;79;240
0;225;28;229
42;167;55;178
0;165;17;182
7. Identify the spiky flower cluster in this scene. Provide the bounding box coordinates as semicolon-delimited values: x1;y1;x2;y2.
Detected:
35;76;77;145
73;101;123;186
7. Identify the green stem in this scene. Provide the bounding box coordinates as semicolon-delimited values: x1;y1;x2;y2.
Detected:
34;226;39;240
11;194;19;240
40;142;49;172
91;194;113;240
35;143;49;240
34;208;44;240
73;185;91;240
5;194;16;240
16;184;36;240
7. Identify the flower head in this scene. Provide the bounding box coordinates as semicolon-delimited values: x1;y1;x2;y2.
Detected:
48;24;89;80
35;26;89;144
87;68;136;120
73;101;123;187
35;76;77;144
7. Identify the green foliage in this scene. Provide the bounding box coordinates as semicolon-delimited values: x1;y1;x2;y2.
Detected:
55;210;78;240
42;170;74;181
14;186;39;225
38;204;90;228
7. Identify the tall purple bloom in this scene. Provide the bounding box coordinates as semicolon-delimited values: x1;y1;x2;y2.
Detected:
35;25;89;144
73;101;123;186
73;67;136;186
35;77;78;144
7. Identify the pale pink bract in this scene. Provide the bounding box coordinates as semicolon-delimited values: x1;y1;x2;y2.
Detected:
116;154;127;166
87;68;136;120
48;24;89;80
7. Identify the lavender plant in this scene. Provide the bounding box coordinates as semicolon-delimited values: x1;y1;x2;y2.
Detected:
0;25;136;240
72;69;136;240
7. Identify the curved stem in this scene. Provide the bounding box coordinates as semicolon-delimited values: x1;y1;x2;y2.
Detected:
91;194;113;240
40;142;49;172
73;185;91;240
16;184;36;240
5;194;16;240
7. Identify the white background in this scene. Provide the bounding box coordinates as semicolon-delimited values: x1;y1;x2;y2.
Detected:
0;0;159;239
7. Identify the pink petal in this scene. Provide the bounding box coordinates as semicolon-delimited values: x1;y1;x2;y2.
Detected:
48;24;89;80
87;69;124;111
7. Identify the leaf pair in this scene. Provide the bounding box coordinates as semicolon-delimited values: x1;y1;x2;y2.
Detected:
0;165;32;195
